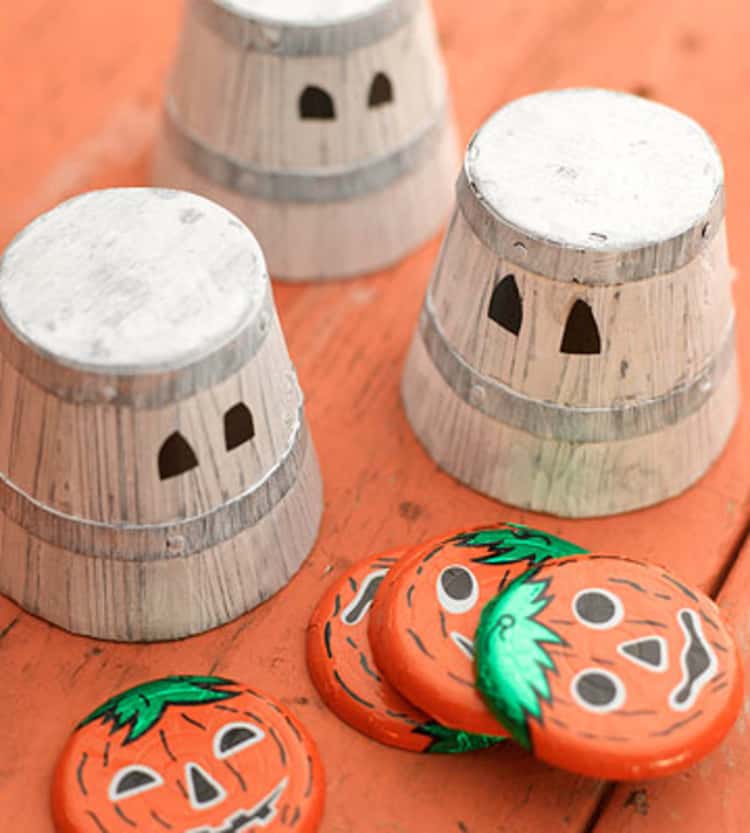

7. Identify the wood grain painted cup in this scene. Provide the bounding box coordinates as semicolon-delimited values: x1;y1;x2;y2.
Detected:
152;0;459;281
0;189;323;640
403;89;739;518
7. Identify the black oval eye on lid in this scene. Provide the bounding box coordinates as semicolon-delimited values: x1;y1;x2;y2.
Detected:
572;588;623;630
437;566;479;615
109;766;164;802
571;669;626;714
213;722;265;759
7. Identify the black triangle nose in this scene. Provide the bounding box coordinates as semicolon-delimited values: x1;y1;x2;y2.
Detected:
186;763;225;809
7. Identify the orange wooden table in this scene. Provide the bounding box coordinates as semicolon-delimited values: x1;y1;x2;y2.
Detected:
2;1;750;831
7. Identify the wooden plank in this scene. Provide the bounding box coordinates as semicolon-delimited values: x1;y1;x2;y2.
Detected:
1;1;750;831
591;534;750;833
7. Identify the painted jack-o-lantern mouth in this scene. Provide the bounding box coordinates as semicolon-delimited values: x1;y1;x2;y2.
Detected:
52;676;325;833
185;778;287;833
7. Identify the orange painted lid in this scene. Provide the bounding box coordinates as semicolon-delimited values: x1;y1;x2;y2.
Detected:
307;548;503;753
475;554;745;781
367;524;587;736
52;676;325;833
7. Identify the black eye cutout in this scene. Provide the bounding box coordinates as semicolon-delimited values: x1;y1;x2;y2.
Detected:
572;588;623;630
488;274;523;336
571;669;625;713
158;432;199;481
213;722;265;760
299;85;336;120
368;72;394;108
561;299;601;355
437;566;479;615
109;766;164;802
224;403;255;452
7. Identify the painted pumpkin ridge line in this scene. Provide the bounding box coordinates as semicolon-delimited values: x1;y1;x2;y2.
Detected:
86;809;110;833
304;755;314;799
150;809;173;830
649;710;704;737
181;713;208;731
224;760;247;793
267;725;287;767
406;628;435;659
608;577;647;593
76;752;88;796
283;715;303;743
323;622;333;659
359;652;382;682
113;804;136;827
332;671;375;710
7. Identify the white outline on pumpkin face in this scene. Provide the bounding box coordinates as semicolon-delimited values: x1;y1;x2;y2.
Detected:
668;608;719;712
570;668;627;714
185;762;227;811
340;569;389;626
571;588;624;630
213;722;266;760
449;631;475;659
436;565;480;615
617;635;669;673
108;765;164;803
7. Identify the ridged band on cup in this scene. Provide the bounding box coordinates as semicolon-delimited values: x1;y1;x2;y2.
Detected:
192;0;421;56
0;405;310;560
456;170;726;285
418;296;737;444
163;100;449;204
0;278;275;409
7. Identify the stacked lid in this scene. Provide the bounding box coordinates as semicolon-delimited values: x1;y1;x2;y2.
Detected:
307;523;744;779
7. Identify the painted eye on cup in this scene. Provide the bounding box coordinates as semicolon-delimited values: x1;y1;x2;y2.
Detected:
572;588;624;630
213;722;265;760
437;566;479;615
571;669;626;714
108;765;164;802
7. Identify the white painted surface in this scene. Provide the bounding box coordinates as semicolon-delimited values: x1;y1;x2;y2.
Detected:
0;189;267;372
467;88;723;253
216;0;391;25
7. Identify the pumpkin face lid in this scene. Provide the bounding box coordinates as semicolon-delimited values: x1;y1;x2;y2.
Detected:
306;547;502;753
476;555;744;781
52;676;325;833
367;524;587;736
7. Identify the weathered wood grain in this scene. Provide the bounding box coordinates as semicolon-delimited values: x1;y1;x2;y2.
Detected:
153;0;459;280
404;90;739;516
0;189;323;640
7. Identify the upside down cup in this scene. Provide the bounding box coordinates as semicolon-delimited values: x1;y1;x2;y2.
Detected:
153;0;459;281
0;188;323;641
403;88;739;518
